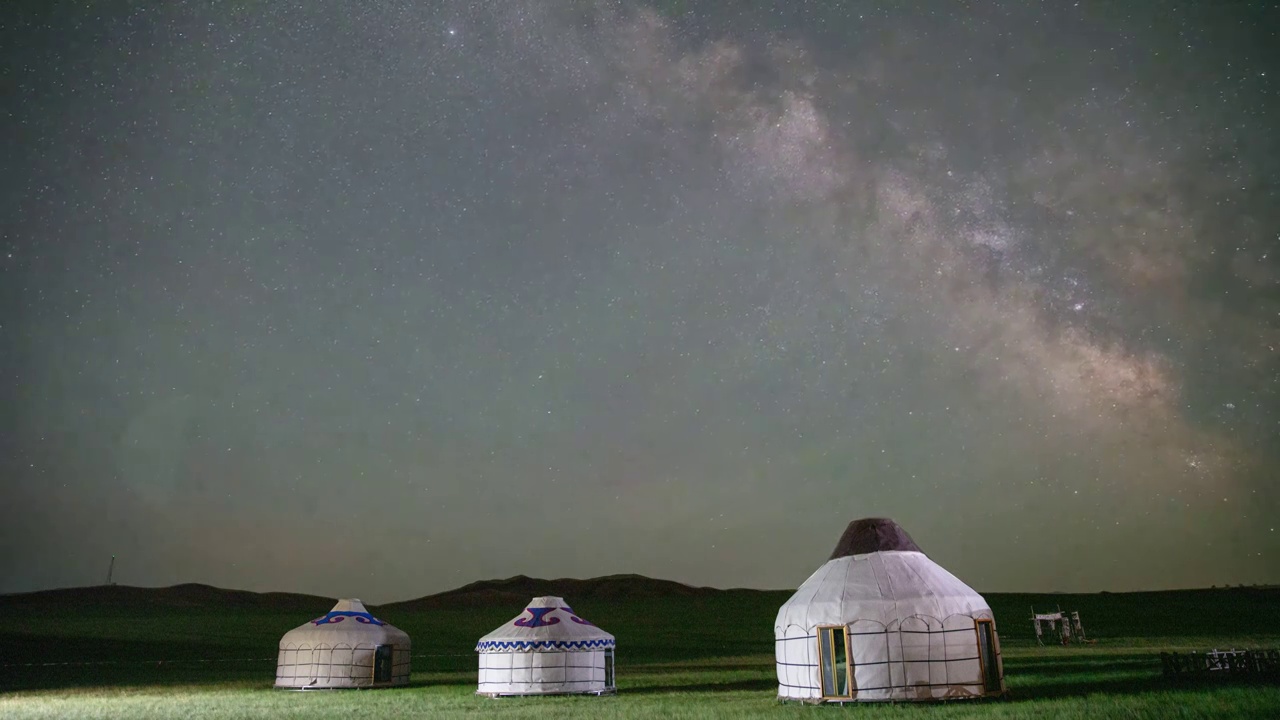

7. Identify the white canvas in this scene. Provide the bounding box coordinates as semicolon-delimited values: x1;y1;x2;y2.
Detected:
275;599;411;689
775;524;1006;702
475;596;616;696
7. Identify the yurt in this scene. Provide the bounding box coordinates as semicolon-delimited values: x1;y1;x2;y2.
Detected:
475;596;616;696
275;598;411;689
775;518;1005;702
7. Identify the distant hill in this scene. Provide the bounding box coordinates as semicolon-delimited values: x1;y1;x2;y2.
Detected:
5;577;1277;623
383;573;756;611
0;575;771;614
0;583;333;612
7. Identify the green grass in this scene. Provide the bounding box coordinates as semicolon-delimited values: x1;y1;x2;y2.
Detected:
2;587;1278;718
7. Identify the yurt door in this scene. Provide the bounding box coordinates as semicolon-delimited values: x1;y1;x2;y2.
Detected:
373;645;393;683
816;626;853;699
975;620;1000;693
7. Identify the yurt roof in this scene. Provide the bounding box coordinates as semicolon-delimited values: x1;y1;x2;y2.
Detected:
280;598;409;645
828;517;923;558
476;596;615;653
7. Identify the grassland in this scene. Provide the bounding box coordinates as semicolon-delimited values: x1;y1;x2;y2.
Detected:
1;580;1278;719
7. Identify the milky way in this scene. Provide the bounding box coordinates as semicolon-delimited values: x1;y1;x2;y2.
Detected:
3;1;1277;600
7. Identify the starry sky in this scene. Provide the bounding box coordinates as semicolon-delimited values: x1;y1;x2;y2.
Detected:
3;1;1278;602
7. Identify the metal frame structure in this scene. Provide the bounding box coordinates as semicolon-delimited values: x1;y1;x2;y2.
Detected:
1031;607;1087;646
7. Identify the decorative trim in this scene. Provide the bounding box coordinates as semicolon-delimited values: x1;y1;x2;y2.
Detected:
311;611;386;626
514;608;560;628
476;638;616;653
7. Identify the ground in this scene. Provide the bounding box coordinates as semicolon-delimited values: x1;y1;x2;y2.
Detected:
2;582;1277;718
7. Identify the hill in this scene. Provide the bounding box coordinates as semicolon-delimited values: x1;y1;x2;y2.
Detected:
0;582;333;613
0;574;776;636
4;576;1278;637
0;574;748;614
383;573;747;611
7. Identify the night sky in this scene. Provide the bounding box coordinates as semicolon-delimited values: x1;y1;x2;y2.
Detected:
3;1;1278;602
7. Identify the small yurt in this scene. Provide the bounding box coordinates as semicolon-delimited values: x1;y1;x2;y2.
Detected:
775;518;1005;702
275;598;411;689
475;596;616;696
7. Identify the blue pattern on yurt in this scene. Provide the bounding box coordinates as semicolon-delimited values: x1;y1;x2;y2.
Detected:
475;637;616;652
514;607;560;627
311;611;386;626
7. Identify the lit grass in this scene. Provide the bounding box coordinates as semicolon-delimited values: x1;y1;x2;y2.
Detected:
3;654;1279;720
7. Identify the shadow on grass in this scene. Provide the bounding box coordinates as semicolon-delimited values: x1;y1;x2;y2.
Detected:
414;675;475;688
1005;654;1159;677
632;661;771;673
623;678;778;694
0;632;280;664
1008;674;1167;701
1009;672;1279;702
0;628;490;694
0;630;283;693
0;668;475;694
0;669;271;694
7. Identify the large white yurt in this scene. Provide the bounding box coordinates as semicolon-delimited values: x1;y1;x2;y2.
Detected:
475;596;616;696
775;518;1005;702
275;598;411;689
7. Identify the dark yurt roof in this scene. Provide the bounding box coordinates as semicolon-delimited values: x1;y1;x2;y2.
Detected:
828;517;924;559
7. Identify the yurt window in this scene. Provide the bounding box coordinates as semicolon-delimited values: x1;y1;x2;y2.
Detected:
604;649;615;688
374;645;393;683
975;620;999;692
816;626;852;699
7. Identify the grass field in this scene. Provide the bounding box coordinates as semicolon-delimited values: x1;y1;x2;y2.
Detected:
2;581;1278;718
